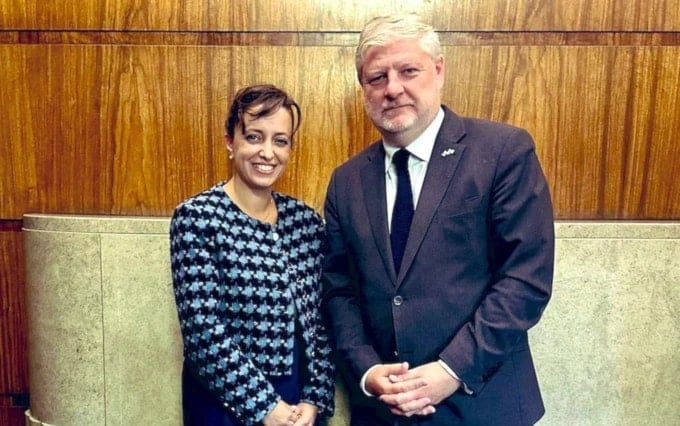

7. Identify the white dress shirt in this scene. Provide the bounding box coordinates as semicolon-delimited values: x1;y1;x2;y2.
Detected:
383;108;444;231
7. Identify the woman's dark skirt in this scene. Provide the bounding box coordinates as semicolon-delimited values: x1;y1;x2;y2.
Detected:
182;343;302;426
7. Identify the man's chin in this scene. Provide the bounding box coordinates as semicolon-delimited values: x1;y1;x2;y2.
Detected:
378;118;415;134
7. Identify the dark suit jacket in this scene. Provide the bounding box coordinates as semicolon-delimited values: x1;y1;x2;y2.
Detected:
322;107;554;425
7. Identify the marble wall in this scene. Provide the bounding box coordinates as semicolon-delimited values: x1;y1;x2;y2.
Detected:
532;222;680;425
23;215;183;426
22;215;680;425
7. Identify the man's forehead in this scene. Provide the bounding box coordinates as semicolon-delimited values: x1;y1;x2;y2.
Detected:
364;38;422;56
363;45;431;69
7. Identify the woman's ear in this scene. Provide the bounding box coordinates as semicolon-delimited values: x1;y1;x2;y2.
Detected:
225;135;234;159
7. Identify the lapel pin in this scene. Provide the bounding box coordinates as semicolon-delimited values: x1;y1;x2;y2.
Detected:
441;148;456;157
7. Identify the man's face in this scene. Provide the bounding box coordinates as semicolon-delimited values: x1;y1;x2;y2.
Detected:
360;38;445;146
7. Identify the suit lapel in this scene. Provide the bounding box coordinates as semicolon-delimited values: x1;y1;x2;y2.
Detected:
360;144;398;283
397;109;467;284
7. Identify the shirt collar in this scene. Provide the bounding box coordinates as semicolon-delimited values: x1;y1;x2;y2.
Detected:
383;107;445;165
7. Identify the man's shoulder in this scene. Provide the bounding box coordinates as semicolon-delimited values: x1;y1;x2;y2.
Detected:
439;109;536;161
464;116;525;134
447;109;530;141
334;140;382;172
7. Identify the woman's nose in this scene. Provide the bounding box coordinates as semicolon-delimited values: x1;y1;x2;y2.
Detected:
259;141;274;158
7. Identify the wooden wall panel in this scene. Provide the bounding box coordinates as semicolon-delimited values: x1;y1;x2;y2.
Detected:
0;47;38;218
0;44;221;217
0;45;365;216
100;45;217;214
444;46;680;218
611;0;680;30
2;43;679;219
0;406;26;426
0;226;28;394
2;0;680;32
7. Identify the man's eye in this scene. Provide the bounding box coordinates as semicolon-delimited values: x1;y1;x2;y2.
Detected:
366;75;386;86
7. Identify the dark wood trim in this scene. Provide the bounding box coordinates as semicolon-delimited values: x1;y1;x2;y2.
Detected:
1;30;679;46
0;221;23;232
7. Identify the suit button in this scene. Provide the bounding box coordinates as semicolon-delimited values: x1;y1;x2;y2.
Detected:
393;296;403;306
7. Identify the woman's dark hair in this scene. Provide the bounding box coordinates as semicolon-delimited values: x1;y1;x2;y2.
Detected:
225;84;301;142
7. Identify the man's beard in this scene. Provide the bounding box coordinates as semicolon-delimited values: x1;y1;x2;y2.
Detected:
373;109;417;134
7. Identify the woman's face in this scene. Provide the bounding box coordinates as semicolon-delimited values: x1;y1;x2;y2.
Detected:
227;106;293;192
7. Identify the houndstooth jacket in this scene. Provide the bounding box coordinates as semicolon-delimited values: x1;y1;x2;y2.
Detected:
170;182;335;425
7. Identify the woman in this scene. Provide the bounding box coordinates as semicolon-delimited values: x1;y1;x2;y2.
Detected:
170;84;335;426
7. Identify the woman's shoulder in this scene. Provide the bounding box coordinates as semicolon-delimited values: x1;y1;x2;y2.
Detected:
275;193;322;220
170;183;231;230
174;182;227;213
275;194;325;236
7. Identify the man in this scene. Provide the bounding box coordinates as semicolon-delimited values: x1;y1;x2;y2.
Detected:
322;14;554;425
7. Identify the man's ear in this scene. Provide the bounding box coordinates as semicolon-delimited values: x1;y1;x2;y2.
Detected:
435;55;445;89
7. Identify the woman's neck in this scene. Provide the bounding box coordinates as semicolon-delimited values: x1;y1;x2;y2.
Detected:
223;179;277;224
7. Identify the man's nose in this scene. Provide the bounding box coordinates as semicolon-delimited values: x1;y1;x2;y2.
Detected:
384;74;404;98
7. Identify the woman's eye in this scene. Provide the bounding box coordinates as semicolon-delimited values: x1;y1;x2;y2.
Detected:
245;134;261;142
275;138;290;146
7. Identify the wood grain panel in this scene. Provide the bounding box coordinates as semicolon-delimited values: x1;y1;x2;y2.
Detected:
611;0;680;31
100;45;217;214
2;0;680;32
4;30;680;47
1;45;114;216
2;44;680;219
622;48;680;217
444;45;680;219
0;47;38;218
0;406;27;426
0;227;28;394
0;45;363;216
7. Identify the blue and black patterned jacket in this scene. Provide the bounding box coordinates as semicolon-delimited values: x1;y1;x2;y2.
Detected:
170;182;335;425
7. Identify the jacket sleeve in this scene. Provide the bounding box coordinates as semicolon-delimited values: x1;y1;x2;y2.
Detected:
321;170;384;379
297;216;336;417
170;203;279;425
299;298;336;417
439;127;555;393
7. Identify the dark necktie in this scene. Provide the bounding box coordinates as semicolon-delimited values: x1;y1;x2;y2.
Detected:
390;149;414;273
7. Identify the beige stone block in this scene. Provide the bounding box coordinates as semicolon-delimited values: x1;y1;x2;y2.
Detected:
23;214;169;235
100;233;183;425
24;409;52;425
23;216;680;426
532;227;680;425
24;229;106;425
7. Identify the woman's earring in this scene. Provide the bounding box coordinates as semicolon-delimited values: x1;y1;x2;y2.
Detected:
227;147;234;159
